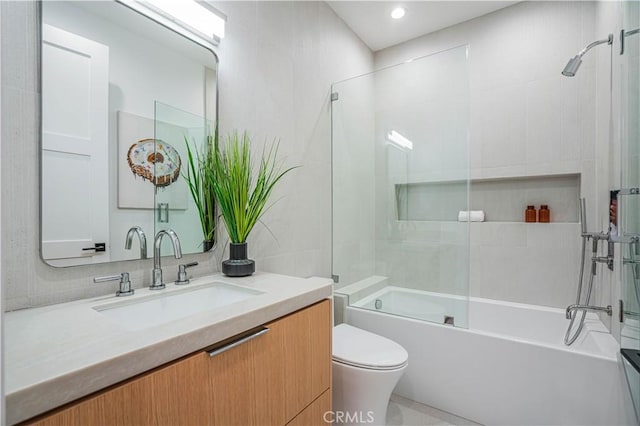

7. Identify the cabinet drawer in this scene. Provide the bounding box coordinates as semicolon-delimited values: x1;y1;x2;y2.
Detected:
206;325;284;425
205;299;331;424
287;389;332;426
279;299;332;421
27;353;211;426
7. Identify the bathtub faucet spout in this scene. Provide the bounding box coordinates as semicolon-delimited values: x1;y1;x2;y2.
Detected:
565;304;612;319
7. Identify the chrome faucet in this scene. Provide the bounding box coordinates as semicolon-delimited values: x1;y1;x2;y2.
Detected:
125;226;147;259
151;229;182;290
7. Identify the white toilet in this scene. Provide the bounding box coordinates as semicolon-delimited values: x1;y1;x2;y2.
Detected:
332;324;408;426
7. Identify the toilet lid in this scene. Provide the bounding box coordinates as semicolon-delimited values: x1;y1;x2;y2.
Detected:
332;324;408;370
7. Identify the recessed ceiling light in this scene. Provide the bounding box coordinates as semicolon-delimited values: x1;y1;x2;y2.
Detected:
391;7;406;20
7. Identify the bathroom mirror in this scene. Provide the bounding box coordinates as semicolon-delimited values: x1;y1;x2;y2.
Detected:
40;1;218;267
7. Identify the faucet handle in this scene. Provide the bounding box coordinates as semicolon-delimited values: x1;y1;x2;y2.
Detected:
94;272;135;297
175;262;198;285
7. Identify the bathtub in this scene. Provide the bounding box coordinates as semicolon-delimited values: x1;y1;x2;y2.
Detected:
343;286;637;425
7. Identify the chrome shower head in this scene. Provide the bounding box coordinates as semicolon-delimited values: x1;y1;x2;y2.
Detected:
562;56;582;77
561;34;613;77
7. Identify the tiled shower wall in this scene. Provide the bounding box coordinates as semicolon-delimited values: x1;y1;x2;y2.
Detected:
0;1;373;310
373;1;602;309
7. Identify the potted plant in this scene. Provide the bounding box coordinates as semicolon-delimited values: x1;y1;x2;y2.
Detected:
183;129;217;252
210;131;296;276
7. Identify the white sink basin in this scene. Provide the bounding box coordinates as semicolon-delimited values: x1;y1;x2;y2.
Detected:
93;282;263;331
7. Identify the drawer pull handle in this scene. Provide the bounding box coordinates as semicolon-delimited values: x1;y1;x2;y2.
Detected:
207;327;269;357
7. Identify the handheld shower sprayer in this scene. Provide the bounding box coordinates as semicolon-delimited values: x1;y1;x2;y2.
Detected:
564;198;613;345
562;34;613;77
579;198;587;236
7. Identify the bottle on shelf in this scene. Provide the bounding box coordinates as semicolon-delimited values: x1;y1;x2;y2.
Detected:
538;205;550;223
525;205;537;223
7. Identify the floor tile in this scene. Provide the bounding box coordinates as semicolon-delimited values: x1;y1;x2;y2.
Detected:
387;394;482;426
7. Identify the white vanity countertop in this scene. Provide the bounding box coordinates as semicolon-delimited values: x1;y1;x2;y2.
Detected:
5;272;333;425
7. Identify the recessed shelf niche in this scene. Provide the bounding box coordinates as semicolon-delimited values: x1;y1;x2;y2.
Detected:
396;173;580;223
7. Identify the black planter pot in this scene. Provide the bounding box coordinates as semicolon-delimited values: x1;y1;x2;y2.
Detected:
222;242;255;277
203;240;214;252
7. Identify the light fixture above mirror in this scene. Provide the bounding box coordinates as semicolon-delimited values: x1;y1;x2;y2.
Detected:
118;0;226;46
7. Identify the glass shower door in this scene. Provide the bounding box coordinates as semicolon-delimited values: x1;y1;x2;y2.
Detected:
621;1;640;419
332;45;470;327
154;101;212;256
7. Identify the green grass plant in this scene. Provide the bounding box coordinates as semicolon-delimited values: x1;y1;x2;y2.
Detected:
183;128;217;242
209;131;296;244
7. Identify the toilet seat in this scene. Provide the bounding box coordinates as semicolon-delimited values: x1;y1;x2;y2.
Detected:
333;324;408;370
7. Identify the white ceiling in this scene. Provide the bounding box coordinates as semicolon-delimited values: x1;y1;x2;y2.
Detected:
327;1;519;52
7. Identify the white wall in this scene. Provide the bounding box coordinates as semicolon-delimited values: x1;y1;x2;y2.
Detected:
373;1;600;309
0;1;373;310
210;1;373;278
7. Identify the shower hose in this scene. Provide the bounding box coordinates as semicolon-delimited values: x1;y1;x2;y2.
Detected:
564;198;604;346
564;233;596;345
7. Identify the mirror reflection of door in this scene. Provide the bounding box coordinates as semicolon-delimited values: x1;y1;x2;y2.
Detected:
40;1;218;267
41;24;110;266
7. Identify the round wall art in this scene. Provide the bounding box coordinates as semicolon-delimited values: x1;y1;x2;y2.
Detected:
127;138;182;187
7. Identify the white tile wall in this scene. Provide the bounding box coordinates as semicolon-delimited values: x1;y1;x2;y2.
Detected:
0;1;373;310
213;1;374;285
470;223;582;307
473;84;526;170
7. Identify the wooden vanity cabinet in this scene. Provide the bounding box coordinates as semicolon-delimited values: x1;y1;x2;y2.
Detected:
27;299;331;426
